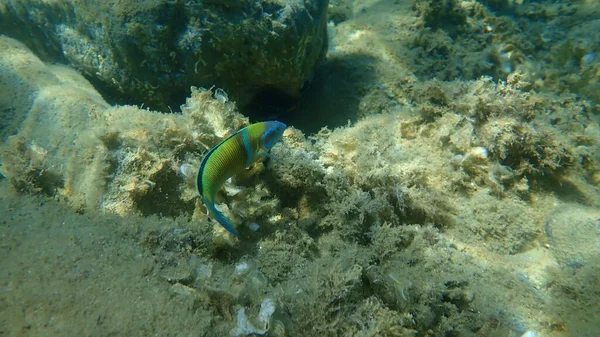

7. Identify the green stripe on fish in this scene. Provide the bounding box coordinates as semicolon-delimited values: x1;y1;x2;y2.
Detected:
196;121;287;237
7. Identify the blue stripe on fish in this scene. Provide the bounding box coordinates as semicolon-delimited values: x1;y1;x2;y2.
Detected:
241;128;253;167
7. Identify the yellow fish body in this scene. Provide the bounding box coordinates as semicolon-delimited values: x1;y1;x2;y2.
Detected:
196;121;287;236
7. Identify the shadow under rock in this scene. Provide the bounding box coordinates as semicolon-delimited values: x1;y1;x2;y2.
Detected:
535;175;593;206
274;54;380;134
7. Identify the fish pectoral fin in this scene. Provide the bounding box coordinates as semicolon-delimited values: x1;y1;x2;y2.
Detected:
258;149;275;161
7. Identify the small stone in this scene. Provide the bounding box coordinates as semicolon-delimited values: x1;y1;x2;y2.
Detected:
521;331;536;337
169;283;196;297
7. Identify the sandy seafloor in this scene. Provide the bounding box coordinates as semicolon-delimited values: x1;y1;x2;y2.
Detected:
1;0;600;336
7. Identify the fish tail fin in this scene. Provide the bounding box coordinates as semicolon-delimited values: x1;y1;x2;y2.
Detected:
203;197;240;237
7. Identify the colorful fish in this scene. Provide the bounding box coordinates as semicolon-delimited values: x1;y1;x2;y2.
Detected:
196;121;287;237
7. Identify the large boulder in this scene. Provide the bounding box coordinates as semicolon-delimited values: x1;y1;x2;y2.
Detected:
0;0;329;112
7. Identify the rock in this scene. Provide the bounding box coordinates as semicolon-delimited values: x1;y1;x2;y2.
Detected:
0;35;111;209
169;283;197;297
0;34;248;215
0;0;329;112
544;204;600;269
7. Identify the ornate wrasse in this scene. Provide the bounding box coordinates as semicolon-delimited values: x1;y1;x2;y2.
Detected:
196;121;287;237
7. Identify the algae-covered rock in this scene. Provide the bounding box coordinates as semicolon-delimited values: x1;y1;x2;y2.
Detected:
0;35;111;206
0;35;248;220
327;0;600;112
0;0;329;111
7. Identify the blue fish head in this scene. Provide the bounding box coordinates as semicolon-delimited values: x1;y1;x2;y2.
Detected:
261;121;287;150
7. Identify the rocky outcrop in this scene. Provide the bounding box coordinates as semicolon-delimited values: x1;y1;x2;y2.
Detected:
0;0;329;112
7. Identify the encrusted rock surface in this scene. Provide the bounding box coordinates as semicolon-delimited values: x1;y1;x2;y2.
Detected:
0;0;329;111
